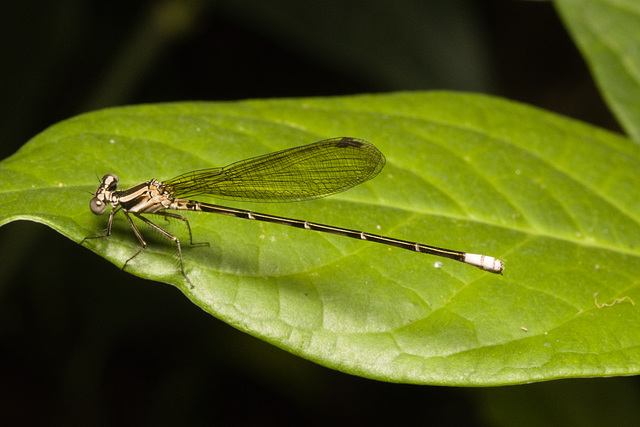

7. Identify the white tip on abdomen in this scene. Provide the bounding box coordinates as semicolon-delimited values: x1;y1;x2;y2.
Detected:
463;253;505;274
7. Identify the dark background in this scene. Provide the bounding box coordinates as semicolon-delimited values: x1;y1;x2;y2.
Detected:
1;0;637;425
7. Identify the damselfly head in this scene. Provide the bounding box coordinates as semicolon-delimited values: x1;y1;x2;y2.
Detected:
89;196;107;215
101;174;119;191
89;174;119;215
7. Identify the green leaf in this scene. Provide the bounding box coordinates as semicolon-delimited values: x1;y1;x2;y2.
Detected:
556;0;640;141
2;92;639;385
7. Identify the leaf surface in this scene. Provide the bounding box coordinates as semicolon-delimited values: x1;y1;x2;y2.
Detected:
1;92;639;384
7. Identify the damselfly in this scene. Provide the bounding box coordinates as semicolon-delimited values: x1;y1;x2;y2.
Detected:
82;137;504;287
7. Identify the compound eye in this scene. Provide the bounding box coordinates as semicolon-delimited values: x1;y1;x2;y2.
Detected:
90;197;107;215
102;174;119;190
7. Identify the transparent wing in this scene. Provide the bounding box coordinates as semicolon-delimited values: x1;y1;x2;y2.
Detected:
163;137;386;202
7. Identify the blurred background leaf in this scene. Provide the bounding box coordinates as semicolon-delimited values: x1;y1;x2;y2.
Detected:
556;0;640;142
